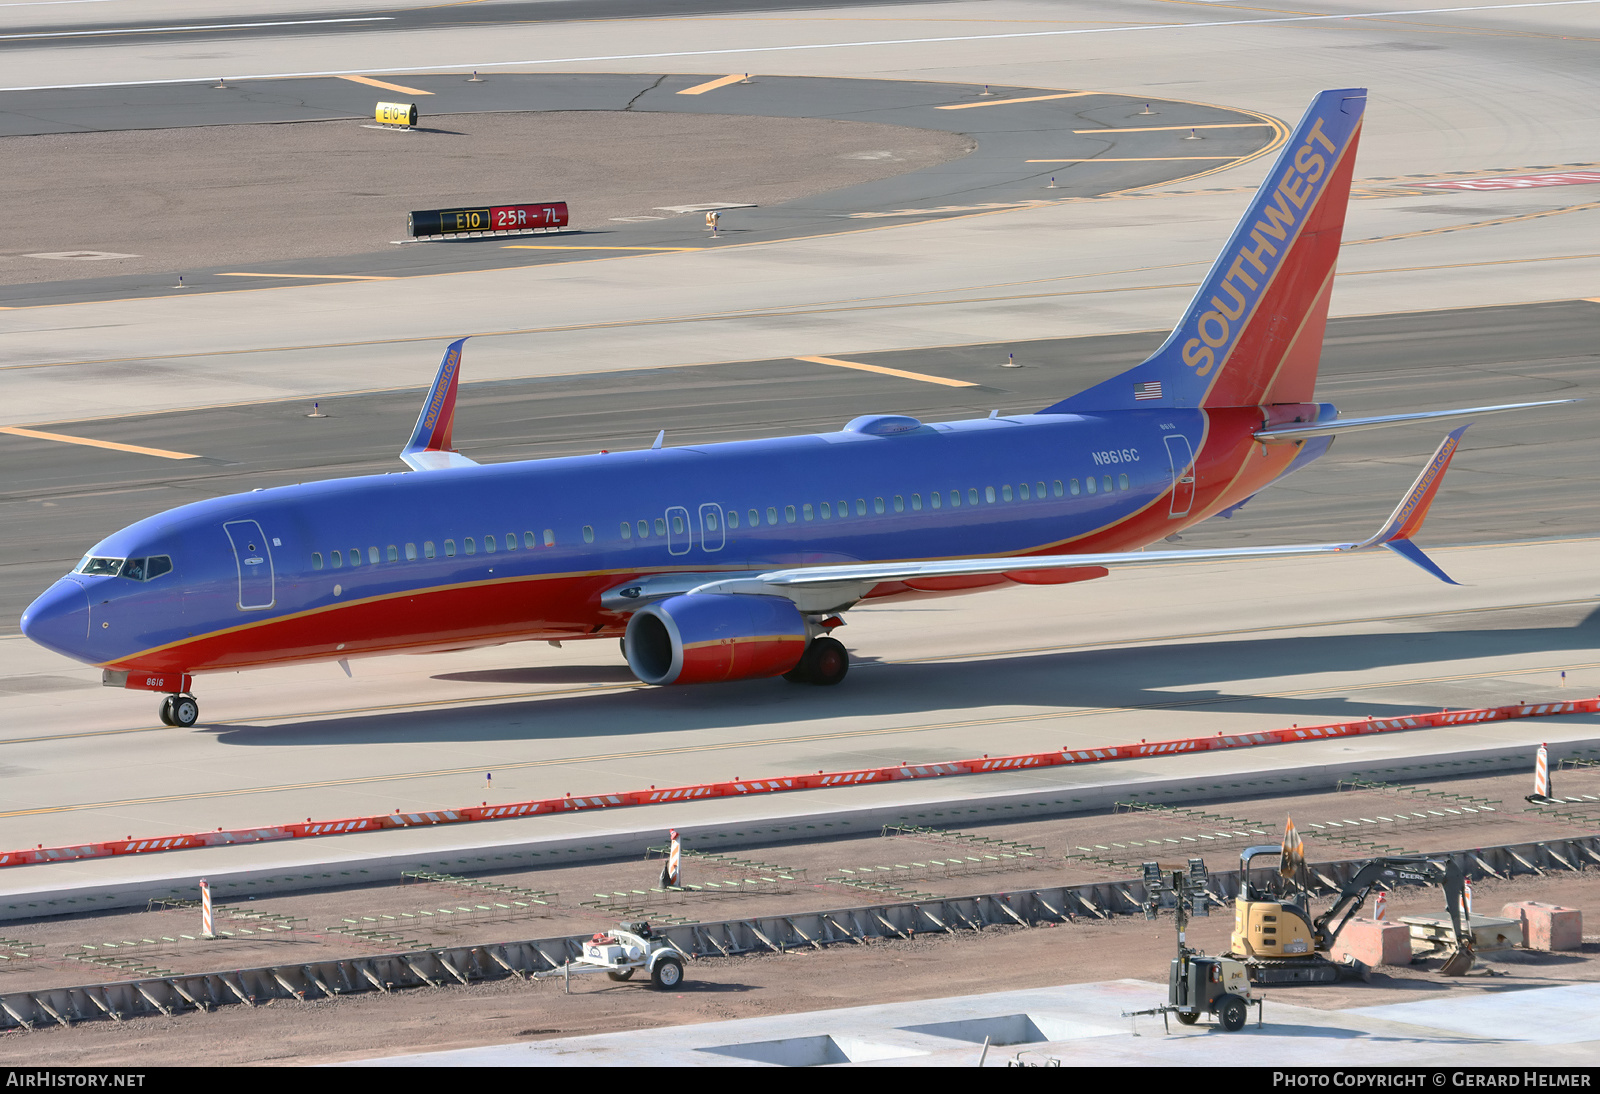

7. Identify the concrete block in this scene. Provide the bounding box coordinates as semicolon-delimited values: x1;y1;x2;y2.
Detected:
1330;919;1413;967
1501;902;1583;951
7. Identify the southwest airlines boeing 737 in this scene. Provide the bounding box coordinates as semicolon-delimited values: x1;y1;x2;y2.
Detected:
20;89;1570;728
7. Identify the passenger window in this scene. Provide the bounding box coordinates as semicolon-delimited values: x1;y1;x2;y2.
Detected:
706;510;720;531
484;536;496;554
387;545;399;562
968;488;979;505
1001;485;1013;502
784;505;796;523
1037;481;1047;498
873;497;885;515
820;503;831;520
672;513;686;535
312;552;324;571
445;540;456;557
728;510;740;529
950;490;961;507
405;543;417;561
544;530;554;546
465;538;476;556
1069;480;1079;496
767;507;778;526
424;542;435;559
855;499;866;516
1018;483;1029;500
911;494;922;511
893;495;904;513
621;522;632;540
802;504;813;521
583;525;594;544
1103;475;1113;493
525;531;537;549
505;534;517;551
330;551;343;569
352;547;363;566
1087;477;1097;495
748;509;759;528
838;500;849;517
369;546;380;564
638;520;650;539
1119;473;1130;490
985;486;996;503
146;555;172;580
655;518;667;536
931;492;941;510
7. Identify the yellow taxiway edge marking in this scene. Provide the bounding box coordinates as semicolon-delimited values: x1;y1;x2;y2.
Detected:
937;91;1093;110
502;245;701;252
1072;122;1275;133
795;354;977;388
678;73;745;95
1587;297;1600;303
215;272;396;280
0;426;200;460
1028;156;1240;162
337;74;432;95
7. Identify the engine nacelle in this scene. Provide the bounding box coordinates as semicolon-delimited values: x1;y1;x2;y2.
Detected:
624;594;808;685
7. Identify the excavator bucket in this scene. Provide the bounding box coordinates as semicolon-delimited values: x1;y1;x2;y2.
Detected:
1437;946;1476;977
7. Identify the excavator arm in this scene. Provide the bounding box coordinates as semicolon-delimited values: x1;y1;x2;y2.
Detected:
1315;857;1475;976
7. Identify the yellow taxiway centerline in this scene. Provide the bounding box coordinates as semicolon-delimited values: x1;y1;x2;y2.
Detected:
795;354;977;388
337;74;432;95
1072;123;1274;133
0;426;200;460
938;91;1093;110
678;73;745;95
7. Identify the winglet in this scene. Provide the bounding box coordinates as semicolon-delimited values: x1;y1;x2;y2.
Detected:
401;338;479;471
1351;425;1469;583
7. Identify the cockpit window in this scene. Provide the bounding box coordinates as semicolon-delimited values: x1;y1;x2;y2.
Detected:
144;556;172;580
73;555;172;580
76;556;124;576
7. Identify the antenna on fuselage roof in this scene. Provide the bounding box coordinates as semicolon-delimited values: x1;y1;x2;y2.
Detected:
652;430;665;450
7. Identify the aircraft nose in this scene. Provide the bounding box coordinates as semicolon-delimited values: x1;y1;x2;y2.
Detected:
20;578;91;661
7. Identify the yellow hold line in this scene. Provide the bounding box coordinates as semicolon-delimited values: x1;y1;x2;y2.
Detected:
678;73;746;95
795;355;977;388
337;74;432;95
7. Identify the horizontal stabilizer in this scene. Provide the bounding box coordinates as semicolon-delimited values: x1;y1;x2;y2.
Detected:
1256;400;1574;443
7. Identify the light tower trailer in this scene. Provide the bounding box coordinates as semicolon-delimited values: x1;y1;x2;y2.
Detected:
534;922;686;989
1123;870;1262;1032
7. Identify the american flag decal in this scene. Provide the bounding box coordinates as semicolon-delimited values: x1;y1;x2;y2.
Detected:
1133;381;1162;401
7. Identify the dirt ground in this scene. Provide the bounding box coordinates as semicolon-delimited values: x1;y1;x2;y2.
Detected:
0;112;973;284
0;766;1595;1064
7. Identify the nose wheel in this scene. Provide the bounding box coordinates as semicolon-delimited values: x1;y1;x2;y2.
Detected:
158;694;200;727
783;636;849;686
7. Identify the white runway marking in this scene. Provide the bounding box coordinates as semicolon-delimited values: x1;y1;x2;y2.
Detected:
0;1;1593;92
0;16;392;42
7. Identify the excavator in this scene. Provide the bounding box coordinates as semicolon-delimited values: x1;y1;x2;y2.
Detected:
1225;844;1476;983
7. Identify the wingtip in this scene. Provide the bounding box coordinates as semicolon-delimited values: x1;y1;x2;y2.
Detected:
1360;424;1470;549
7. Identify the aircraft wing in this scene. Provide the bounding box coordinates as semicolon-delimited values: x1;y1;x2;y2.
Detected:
691;426;1471;599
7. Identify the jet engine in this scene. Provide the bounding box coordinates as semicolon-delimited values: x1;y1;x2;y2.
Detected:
623;593;809;685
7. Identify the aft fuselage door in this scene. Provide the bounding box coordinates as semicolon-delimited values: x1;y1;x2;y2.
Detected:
1164;434;1197;519
222;519;275;610
698;503;725;552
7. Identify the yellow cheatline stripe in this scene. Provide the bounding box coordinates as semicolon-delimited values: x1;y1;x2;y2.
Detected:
1072;123;1275;134
1027;156;1239;162
678;73;746;95
937;91;1093;110
795;354;977;388
0;426;200;460
337;74;432;96
502;245;701;252
216;272;396;281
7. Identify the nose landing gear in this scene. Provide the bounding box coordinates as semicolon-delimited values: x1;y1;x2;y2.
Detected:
158;694;200;727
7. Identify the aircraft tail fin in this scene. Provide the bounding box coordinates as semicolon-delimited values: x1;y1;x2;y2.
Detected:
400;337;480;471
1042;88;1366;414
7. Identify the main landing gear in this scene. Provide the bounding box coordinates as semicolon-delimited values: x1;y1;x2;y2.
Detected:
784;636;849;686
158;694;200;727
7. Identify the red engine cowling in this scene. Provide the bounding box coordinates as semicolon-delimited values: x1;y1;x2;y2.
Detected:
624;594;808;685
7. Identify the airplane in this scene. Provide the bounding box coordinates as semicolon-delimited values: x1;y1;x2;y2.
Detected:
20;87;1572;729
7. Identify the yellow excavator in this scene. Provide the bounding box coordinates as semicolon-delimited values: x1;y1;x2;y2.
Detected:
1225;844;1476;983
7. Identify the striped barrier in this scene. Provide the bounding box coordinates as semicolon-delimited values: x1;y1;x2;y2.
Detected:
1;696;1594;870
